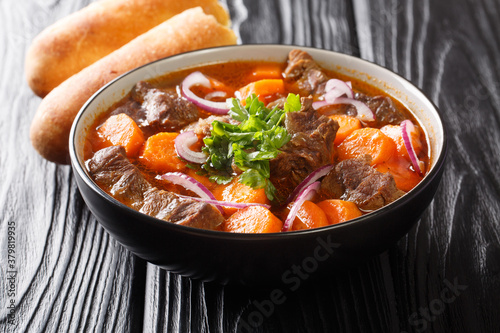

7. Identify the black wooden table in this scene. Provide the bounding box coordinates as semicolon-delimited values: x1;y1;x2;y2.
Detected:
2;0;500;332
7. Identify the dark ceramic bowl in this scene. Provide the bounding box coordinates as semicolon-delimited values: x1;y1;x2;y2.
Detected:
69;45;447;285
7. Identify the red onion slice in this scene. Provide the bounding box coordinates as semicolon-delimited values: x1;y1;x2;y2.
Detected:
325;79;354;99
313;97;375;123
181;71;230;114
311;100;330;110
401;120;424;176
285;164;334;205
333;97;375;122
160;172;224;214
324;89;345;103
176;194;271;210
282;181;321;232
174;131;207;164
313;78;375;123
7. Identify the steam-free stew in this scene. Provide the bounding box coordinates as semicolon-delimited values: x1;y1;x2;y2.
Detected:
84;50;429;233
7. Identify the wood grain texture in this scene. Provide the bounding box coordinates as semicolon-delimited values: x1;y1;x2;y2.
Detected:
0;1;145;332
144;0;500;332
1;0;500;332
354;0;500;332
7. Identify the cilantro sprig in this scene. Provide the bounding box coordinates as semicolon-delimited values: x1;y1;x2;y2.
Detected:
202;93;301;200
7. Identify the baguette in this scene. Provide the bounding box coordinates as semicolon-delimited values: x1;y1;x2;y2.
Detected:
25;0;230;97
30;7;237;164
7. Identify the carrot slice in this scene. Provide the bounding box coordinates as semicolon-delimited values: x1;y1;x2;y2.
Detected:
140;132;186;173
337;127;397;165
238;79;285;103
284;200;329;231
212;176;270;216
317;199;362;225
96;113;145;157
223;206;283;233
380;124;423;161
328;114;362;146
376;156;423;192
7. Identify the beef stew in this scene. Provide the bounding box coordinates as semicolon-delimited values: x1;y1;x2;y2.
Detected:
84;50;429;233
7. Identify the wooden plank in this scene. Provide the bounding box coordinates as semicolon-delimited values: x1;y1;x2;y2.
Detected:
143;0;500;332
144;256;405;332
353;0;500;332
0;1;145;332
3;0;499;332
224;0;359;53
141;1;406;332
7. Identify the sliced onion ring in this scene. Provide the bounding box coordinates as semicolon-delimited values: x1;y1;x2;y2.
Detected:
312;97;375;123
401;120;424;176
181;71;230;114
176;194;271;210
324;88;346;103
325;79;354;99
282;181;321;232
160;172;224;214
286;164;334;205
311;100;330;110
174;131;207;164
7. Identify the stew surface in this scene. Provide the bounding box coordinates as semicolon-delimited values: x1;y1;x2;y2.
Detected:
84;50;429;233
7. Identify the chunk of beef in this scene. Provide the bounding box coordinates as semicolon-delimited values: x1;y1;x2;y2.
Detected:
319;168;344;199
87;146;223;230
270;97;339;202
140;188;224;229
284;49;328;95
182;115;237;137
110;100;147;125
355;93;406;126
131;81;199;132
87;146;151;209
130;80;151;103
266;97;286;110
320;156;405;211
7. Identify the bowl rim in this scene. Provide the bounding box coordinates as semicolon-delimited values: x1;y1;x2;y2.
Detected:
69;43;448;240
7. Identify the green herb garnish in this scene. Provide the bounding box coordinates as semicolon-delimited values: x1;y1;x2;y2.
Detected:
202;93;301;200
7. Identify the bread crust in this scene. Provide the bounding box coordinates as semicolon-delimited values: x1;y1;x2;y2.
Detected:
29;7;236;164
25;0;231;97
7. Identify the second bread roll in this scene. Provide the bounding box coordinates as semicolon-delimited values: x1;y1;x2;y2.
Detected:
30;7;237;164
25;0;231;97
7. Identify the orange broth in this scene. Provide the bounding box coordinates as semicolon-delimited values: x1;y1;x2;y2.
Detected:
84;60;430;231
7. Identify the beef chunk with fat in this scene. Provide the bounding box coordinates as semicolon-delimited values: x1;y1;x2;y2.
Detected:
266;97;286;110
87;146;223;230
87;146;151;210
320;156;405;211
355;93;406;127
284;49;328;95
110;100;147;125
270;97;339;202
140;188;224;229
131;81;199;132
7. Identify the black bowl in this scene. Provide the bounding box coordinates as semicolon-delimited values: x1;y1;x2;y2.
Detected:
69;45;447;285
